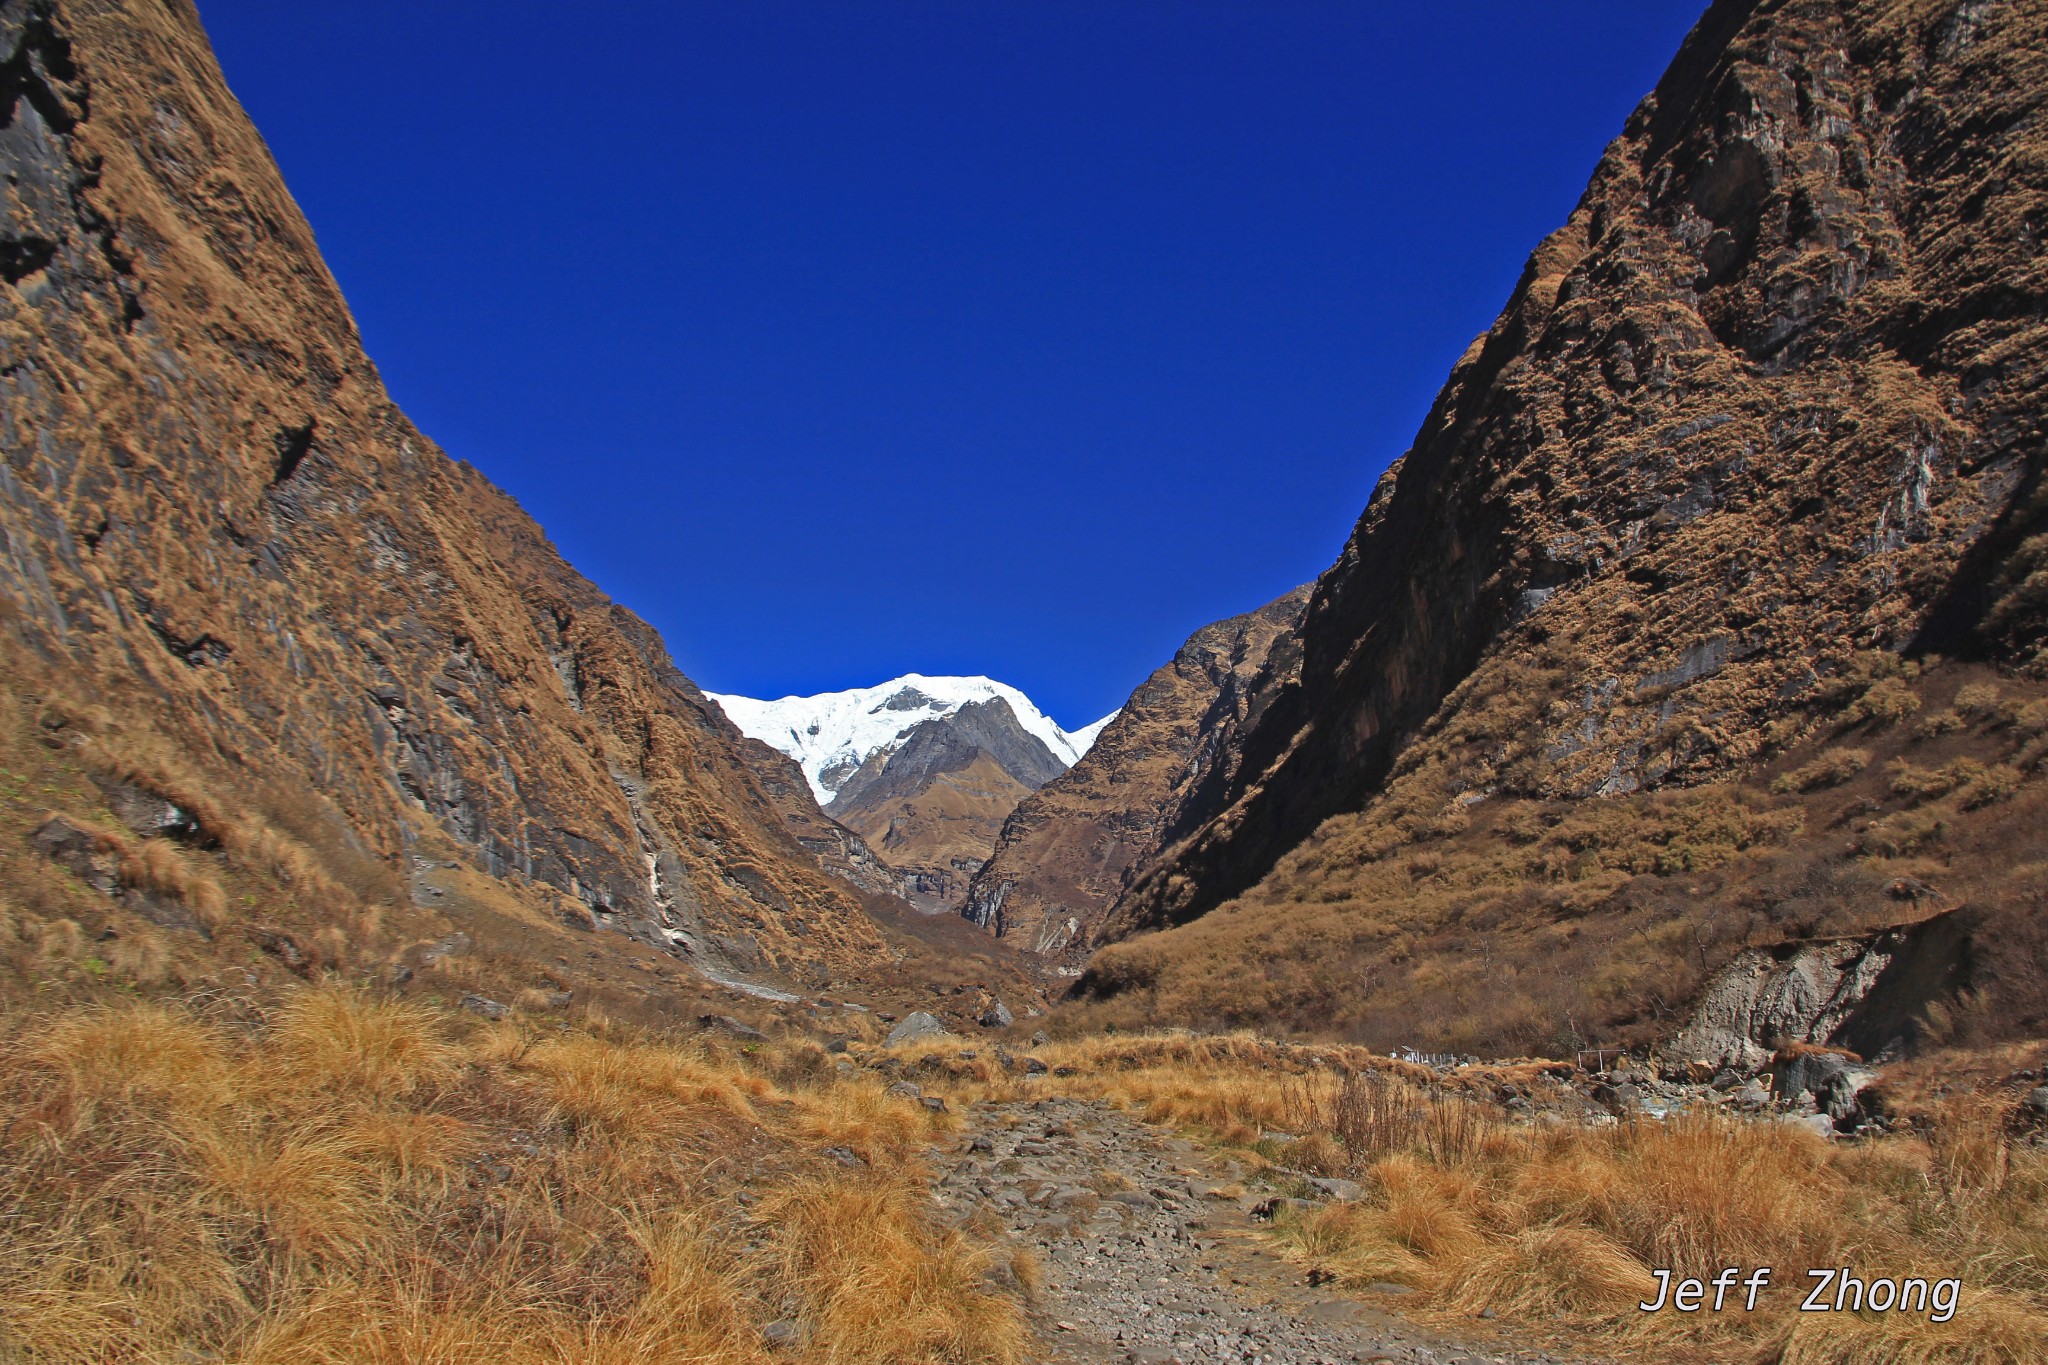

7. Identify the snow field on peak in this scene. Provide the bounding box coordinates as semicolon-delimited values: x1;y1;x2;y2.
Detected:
708;674;1116;805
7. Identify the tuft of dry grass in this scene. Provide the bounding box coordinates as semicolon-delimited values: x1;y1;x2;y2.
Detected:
756;1176;1028;1364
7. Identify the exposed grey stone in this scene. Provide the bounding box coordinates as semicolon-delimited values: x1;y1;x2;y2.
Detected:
460;994;510;1020
1591;1080;1644;1114
93;777;200;841
1781;1112;1837;1140
886;1011;952;1047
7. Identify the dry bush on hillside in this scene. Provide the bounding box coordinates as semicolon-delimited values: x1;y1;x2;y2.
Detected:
1841;677;1924;730
1771;748;1870;793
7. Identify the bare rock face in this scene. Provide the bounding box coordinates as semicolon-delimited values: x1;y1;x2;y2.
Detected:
961;588;1308;962
1098;0;2048;941
1673;909;1973;1069
0;0;888;984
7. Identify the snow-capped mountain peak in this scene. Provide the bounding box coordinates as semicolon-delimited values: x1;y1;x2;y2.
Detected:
708;674;1115;805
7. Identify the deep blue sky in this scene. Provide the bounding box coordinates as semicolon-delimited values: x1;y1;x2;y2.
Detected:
196;1;1704;728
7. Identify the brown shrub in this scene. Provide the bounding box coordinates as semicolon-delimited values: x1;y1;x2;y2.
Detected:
1843;677;1923;729
1771;748;1870;793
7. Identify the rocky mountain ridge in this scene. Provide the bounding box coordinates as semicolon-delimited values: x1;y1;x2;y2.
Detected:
1044;0;2048;1053
0;0;924;1004
961;588;1310;962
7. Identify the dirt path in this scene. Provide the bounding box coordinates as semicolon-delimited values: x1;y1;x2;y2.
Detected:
934;1096;1597;1365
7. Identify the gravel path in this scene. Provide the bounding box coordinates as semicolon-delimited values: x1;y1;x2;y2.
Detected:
932;1096;1600;1365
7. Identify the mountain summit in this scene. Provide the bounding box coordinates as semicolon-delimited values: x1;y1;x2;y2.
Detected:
709;677;1111;805
712;678;1114;908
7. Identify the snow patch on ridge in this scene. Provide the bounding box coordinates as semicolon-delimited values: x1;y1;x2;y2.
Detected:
708;674;1116;805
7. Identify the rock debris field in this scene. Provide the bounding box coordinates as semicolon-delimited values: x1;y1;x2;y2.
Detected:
930;1096;1604;1365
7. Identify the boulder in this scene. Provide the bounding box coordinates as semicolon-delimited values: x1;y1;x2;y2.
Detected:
885;1011;951;1047
1590;1080;1644;1115
1773;1049;1876;1123
1311;1176;1365;1202
1781;1112;1836;1140
1731;1082;1772;1112
978;998;1015;1029
460;994;510;1020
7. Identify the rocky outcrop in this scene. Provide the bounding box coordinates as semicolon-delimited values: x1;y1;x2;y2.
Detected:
1096;0;2048;940
962;588;1308;961
0;0;891;987
1673;910;1974;1069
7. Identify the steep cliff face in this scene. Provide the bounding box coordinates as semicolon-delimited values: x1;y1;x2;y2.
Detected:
963;588;1307;961
0;0;891;990
1071;0;2048;1048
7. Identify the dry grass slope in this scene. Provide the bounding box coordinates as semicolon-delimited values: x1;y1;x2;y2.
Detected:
0;988;1028;1365
1075;662;2048;1055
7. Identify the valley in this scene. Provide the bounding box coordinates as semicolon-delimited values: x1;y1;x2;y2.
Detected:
1;0;2045;1360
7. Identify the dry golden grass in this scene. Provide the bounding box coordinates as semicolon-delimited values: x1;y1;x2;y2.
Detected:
997;1037;2048;1362
757;1176;1030;1364
0;988;1027;1365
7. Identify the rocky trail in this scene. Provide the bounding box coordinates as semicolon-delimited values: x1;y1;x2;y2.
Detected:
931;1096;1601;1365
